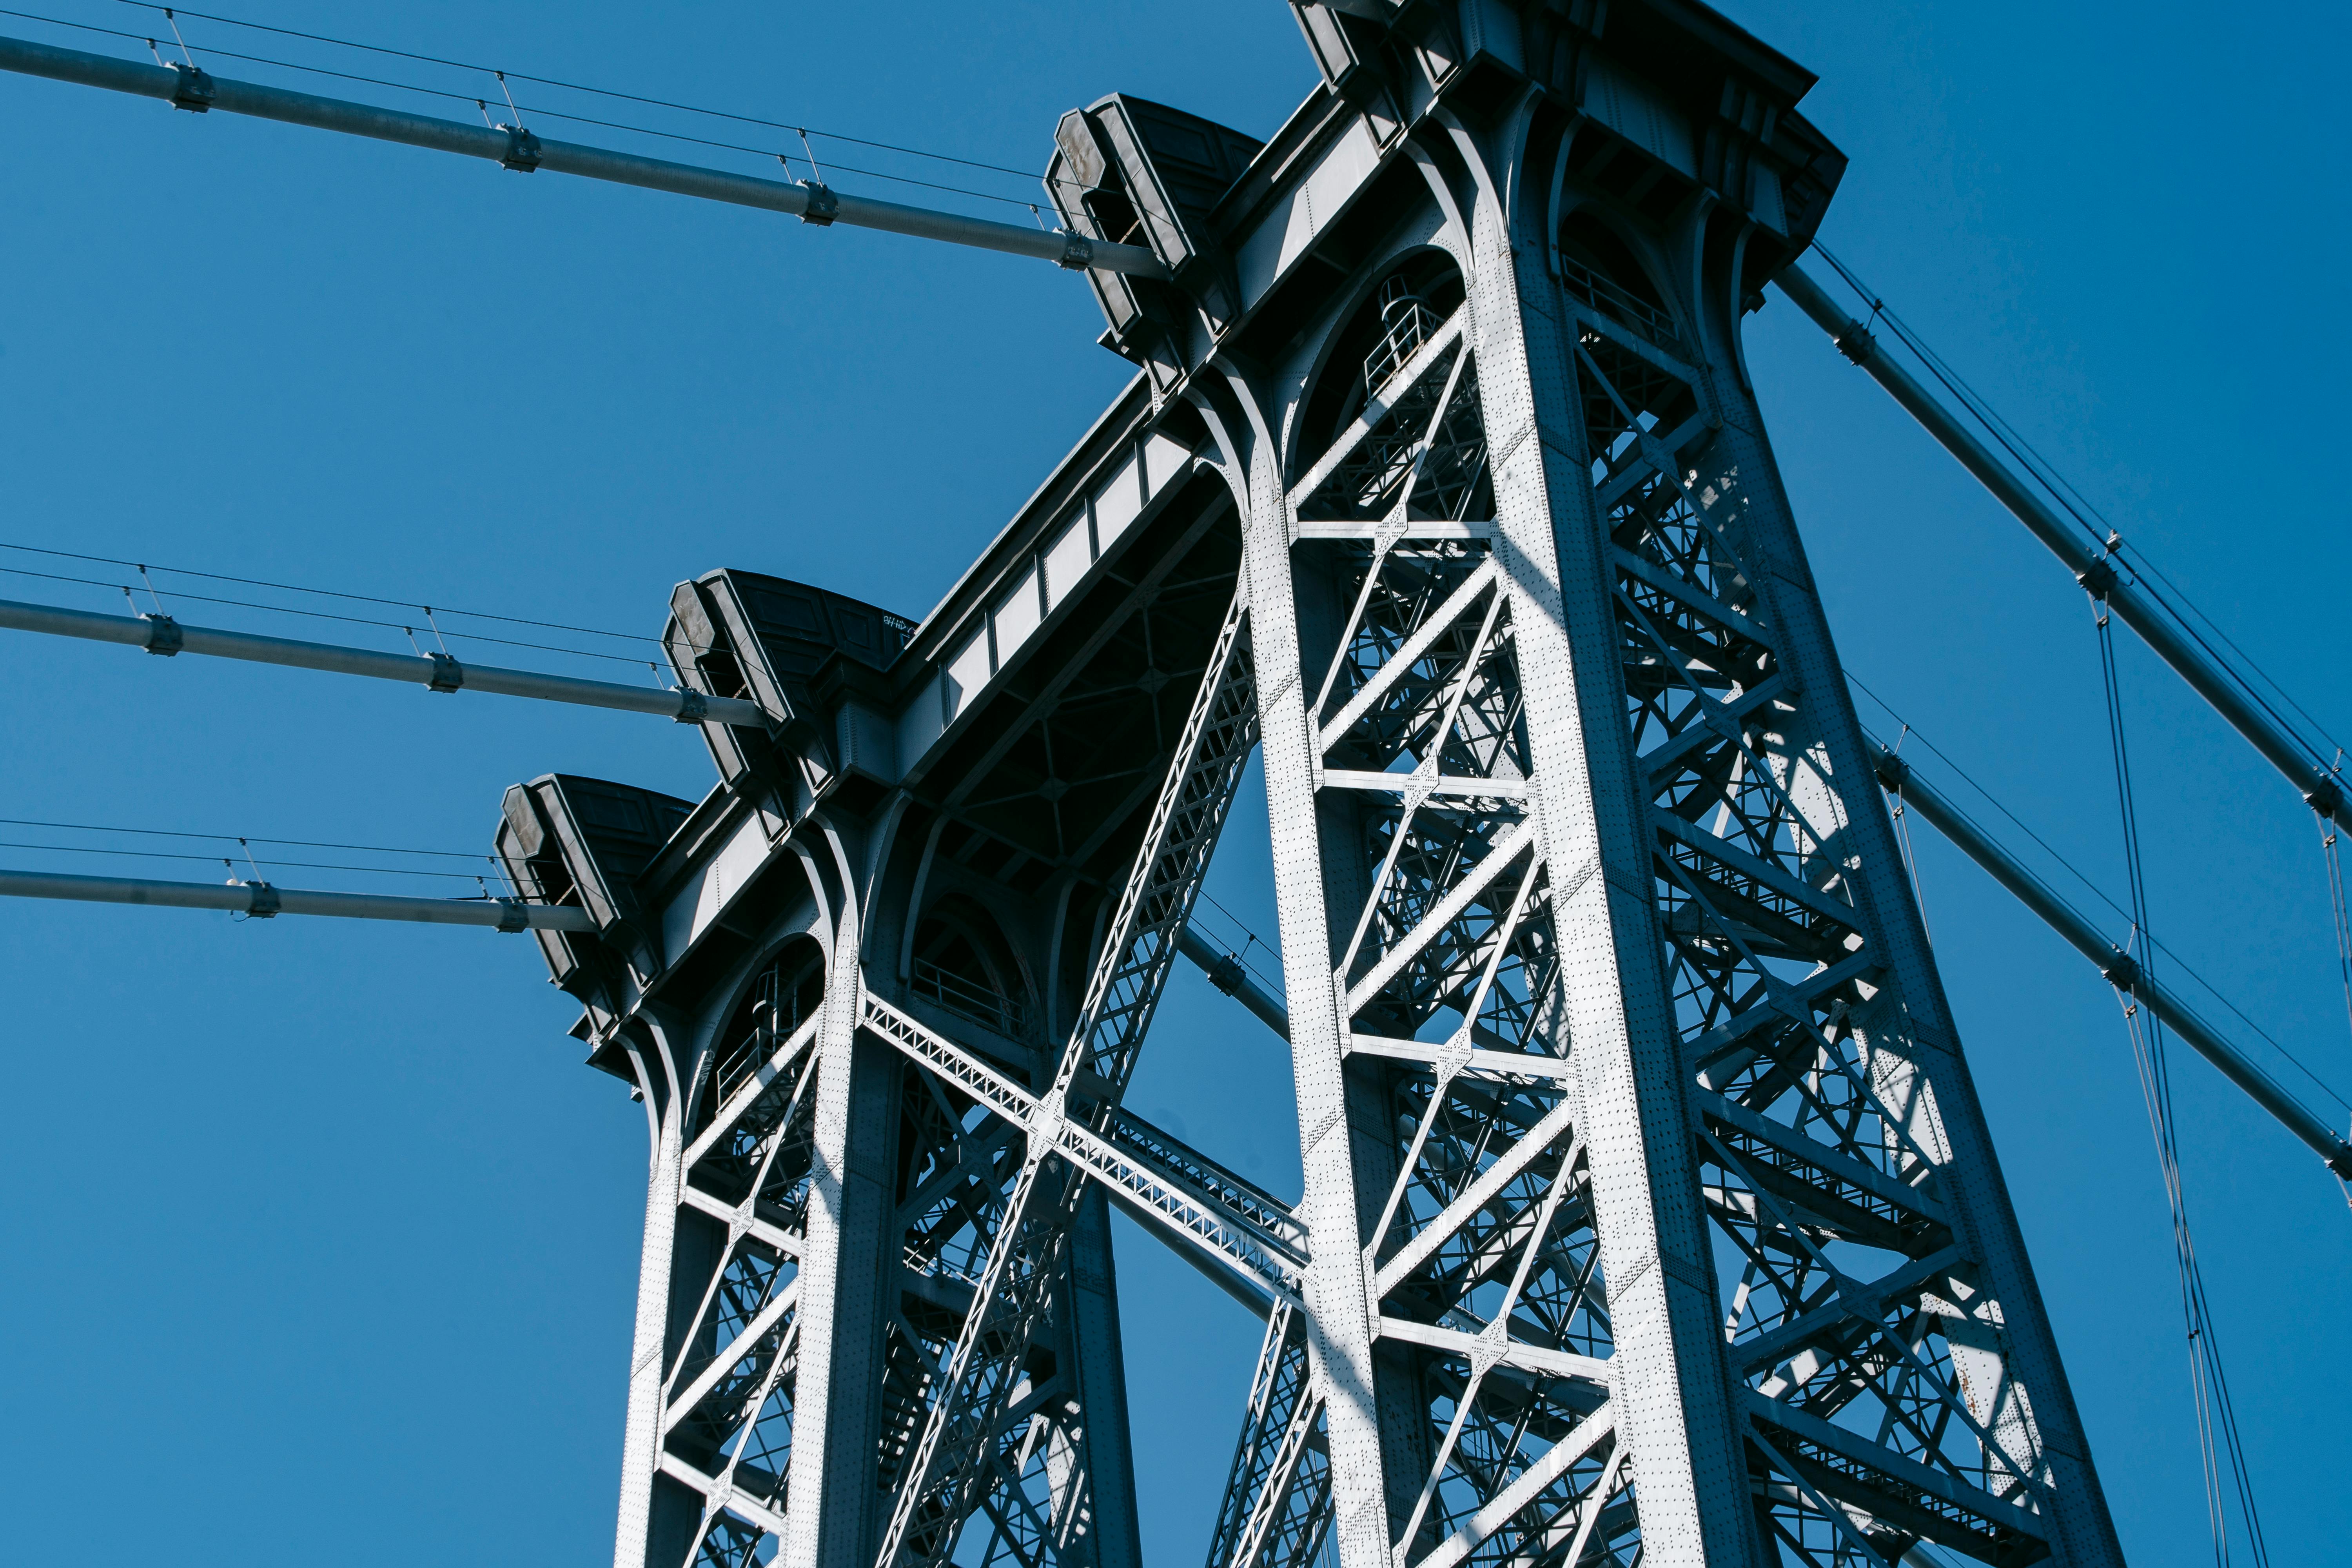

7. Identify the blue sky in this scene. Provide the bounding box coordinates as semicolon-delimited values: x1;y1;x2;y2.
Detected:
1;2;2345;1563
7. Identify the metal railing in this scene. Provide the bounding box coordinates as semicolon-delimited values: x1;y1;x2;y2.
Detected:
911;956;1025;1038
1559;255;1679;347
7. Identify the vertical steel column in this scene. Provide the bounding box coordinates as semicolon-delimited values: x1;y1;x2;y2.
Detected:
612;1008;712;1568
1230;385;1400;1568
1440;106;1765;1565
786;827;900;1568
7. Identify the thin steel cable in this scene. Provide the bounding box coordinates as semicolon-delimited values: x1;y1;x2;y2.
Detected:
8;6;1087;209
2092;584;2268;1568
0;540;703;651
0;815;490;859
108;0;1103;196
1810;244;2345;776
2321;818;2352;1055
1845;670;2352;1114
1195;888;1283;993
0;561;676;668
0;837;490;880
1886;724;1934;947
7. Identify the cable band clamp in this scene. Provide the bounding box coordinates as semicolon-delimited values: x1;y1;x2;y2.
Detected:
169;63;214;113
499;126;543;173
675;689;710;724
1056;230;1096;270
494;898;530;933
2100;950;2140;992
245;881;280;918
1832;320;1876;368
2075;559;2119;599
143;614;183;656
1205;950;1247;997
426;652;465;693
1871;749;1910;791
797;181;838;225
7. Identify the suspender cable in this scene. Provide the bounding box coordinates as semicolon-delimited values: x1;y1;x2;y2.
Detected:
2088;583;2269;1568
0;866;594;930
0;595;768;726
1773;262;2348;831
0;34;1171;279
1870;750;2352;1181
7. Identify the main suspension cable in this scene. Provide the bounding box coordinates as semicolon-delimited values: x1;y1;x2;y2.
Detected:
1846;670;2350;1116
1810;244;2347;782
106;0;1101;197
2089;579;2269;1568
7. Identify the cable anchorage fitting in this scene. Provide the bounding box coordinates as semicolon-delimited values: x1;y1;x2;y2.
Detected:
243;881;280;918
425;652;465;693
142;613;183;657
1871;748;1910;791
674;689;710;725
2075;558;2119;599
2100;949;2141;992
1056;230;1097;271
494;898;530;934
499;126;543;173
2305;779;2345;820
168;62;215;113
797;180;838;226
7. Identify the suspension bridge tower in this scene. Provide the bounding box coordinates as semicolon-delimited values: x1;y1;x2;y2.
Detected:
0;2;2176;1565
483;5;2128;1566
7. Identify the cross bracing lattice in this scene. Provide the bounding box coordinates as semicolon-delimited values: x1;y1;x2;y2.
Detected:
515;14;2124;1567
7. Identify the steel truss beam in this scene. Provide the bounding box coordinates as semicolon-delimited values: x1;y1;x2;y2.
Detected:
876;589;1260;1567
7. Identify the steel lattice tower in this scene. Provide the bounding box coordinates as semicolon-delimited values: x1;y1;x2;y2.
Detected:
486;6;2127;1565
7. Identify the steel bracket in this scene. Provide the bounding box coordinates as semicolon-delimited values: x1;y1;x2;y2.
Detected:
500;126;542;172
797;180;838;225
168;63;214;113
426;652;465;692
142;614;183;656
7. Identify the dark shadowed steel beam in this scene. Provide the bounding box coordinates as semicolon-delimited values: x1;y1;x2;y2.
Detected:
1875;750;2352;1178
1176;922;1291;1040
0;34;1172;279
1777;262;2348;830
0;867;596;930
0;596;769;725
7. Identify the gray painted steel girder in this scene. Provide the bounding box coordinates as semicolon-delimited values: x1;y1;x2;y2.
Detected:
0;34;1172;280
